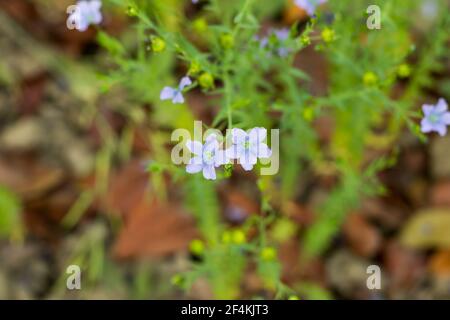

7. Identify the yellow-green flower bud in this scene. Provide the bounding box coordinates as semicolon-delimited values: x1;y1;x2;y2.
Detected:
288;295;300;300
231;229;246;244
171;274;184;286
219;33;235;49
260;247;277;261
188;61;201;75
300;34;311;46
189;239;205;256
321;28;335;43
397;64;411;79
193;18;208;33
151;36;166;53
126;5;138;17
302;107;315;122
198;72;214;89
363;71;378;86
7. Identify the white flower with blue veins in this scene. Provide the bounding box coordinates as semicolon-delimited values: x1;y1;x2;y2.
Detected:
67;0;102;32
421;98;450;136
294;0;327;16
160;76;192;104
226;128;272;171
186;135;228;180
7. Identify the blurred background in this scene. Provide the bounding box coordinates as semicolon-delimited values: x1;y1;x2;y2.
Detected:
0;0;450;300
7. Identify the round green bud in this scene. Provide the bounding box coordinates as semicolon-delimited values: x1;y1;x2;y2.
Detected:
171;274;184;286
231;229;246;244
363;71;378;86
302;107;314;122
189;239;205;256
198;72;214;89
397;64;411;79
219;33;235;49
126;5;138;17
193;18;208;33
260;247;277;261
188;61;201;75
288;295;300;300
151;36;166;53
321;28;335;43
300;34;311;46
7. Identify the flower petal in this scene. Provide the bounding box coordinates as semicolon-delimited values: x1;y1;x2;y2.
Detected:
204;135;219;152
274;28;289;41
249;127;267;144
421;118;433;133
240;160;254;171
231;128;247;144
436;98;448;113
179;76;192;90
225;146;239;159
435;123;448;136
422;104;434;116
160;87;176;100
240;151;257;166
91;0;102;10
172;91;185;104
255;143;272;158
202;165;216;180
91;11;102;24
186;156;203;174
186;163;202;174
442;112;450;125
214;150;228;166
186;140;203;155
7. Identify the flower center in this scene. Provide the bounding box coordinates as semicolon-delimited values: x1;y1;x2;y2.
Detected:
429;113;440;124
244;137;251;150
203;151;214;163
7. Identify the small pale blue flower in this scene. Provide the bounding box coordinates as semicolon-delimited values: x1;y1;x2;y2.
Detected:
67;0;102;32
186;134;228;180
259;28;291;57
421;98;450;136
160;76;192;104
226;128;272;171
294;0;327;16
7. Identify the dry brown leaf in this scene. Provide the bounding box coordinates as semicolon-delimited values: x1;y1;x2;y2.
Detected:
430;180;450;207
400;209;450;249
343;213;382;258
383;240;425;290
0;153;65;201
113;198;198;259
103;160;149;218
429;250;450;277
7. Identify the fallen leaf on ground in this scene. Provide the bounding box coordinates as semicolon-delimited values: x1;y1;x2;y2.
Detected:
343;213;382;258
429;250;450;278
430;180;450;207
400;208;450;249
113;198;198;259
